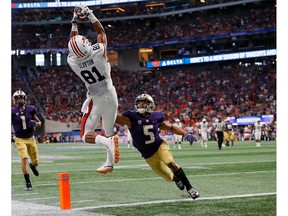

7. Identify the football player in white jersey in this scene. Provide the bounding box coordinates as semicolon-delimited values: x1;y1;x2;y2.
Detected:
254;119;262;147
67;5;119;174
200;118;208;148
173;119;183;149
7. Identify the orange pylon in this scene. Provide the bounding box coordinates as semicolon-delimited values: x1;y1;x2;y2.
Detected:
58;173;71;210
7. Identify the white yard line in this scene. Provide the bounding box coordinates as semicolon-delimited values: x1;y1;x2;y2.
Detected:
28;196;59;200
12;170;275;189
11;192;38;196
72;192;276;211
11;159;276;174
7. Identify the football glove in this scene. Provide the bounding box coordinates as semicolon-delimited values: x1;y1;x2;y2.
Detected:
71;12;78;23
28;120;37;128
184;133;197;145
74;5;93;19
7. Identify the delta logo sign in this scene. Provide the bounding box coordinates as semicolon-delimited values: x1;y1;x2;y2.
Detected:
147;59;184;68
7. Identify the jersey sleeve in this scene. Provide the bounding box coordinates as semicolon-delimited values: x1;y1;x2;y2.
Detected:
122;110;131;118
29;106;37;116
154;112;165;124
92;43;105;57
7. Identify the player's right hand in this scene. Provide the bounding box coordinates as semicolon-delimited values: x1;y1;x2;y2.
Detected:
184;133;197;144
74;5;93;18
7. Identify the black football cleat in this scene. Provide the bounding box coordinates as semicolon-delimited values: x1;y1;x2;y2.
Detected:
29;163;39;176
25;182;32;191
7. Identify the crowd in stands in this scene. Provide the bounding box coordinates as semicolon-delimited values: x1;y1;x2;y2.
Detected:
12;0;238;22
12;60;276;127
11;1;276;131
12;3;276;55
12;68;37;106
27;66;85;123
114;62;276;126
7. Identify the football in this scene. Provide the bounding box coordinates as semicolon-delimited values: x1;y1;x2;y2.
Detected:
78;16;89;21
75;7;87;20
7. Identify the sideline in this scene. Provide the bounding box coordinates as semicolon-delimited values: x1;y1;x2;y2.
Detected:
12;200;111;216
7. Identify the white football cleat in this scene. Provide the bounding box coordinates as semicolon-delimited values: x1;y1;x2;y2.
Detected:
187;187;200;200
107;135;120;163
96;164;113;174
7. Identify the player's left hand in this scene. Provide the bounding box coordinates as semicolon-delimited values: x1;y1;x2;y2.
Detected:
184;133;197;144
71;12;78;23
28;120;37;128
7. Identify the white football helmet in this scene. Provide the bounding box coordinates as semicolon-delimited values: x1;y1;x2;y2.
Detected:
13;90;27;107
68;35;92;59
202;118;207;122
134;94;155;114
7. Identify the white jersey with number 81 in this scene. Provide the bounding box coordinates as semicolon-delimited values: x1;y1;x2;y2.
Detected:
67;43;113;96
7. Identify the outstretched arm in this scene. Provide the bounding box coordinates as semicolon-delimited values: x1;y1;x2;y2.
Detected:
115;115;131;128
160;121;186;135
160;121;197;143
91;17;107;47
84;7;107;47
70;9;79;38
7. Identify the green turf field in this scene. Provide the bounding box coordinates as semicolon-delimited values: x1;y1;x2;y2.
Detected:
11;141;276;216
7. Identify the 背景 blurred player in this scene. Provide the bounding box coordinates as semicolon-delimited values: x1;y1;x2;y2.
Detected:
185;124;195;145
173;119;183;149
115;94;199;199
11;90;42;191
254;119;262;147
67;5;119;174
200;118;208;148
224;119;234;147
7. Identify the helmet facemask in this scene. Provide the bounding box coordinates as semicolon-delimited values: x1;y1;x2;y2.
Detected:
134;94;155;113
13;91;27;108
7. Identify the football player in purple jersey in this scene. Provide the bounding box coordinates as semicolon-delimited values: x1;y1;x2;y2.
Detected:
11;90;42;191
115;94;200;199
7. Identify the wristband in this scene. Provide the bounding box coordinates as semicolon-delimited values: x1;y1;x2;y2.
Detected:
88;13;98;23
71;24;78;32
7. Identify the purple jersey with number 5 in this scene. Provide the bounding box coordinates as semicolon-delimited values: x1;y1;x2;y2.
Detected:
122;110;165;159
12;106;37;138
